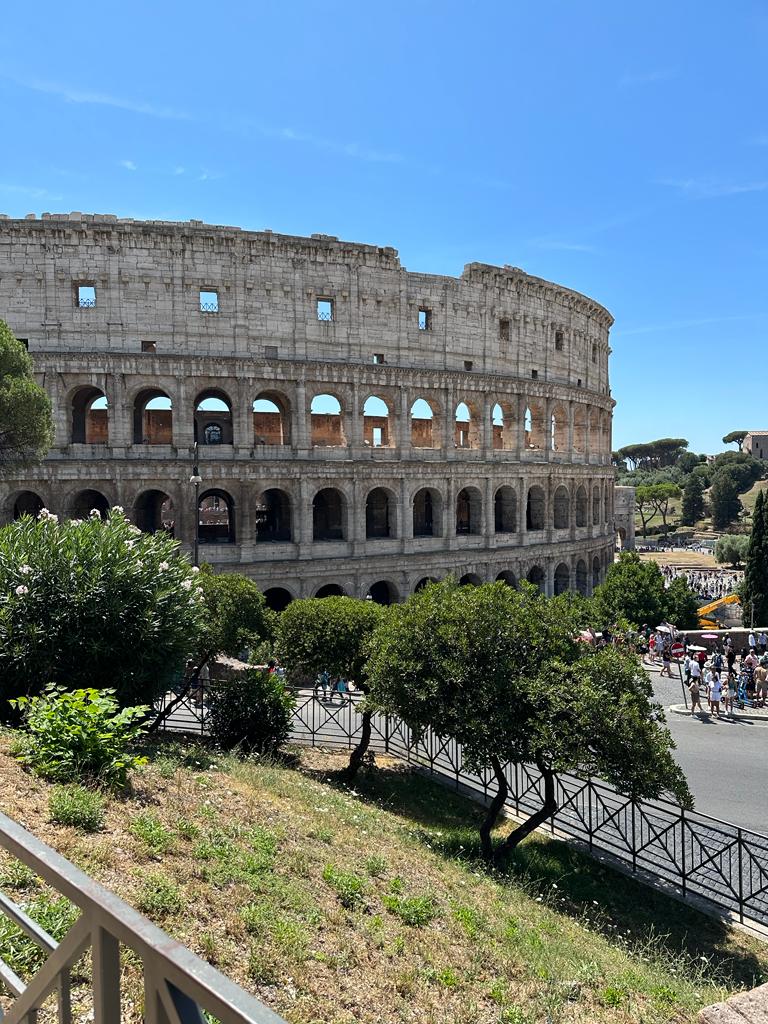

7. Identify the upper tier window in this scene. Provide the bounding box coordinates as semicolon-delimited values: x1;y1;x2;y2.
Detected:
317;298;334;322
418;308;432;331
200;289;219;313
75;284;96;308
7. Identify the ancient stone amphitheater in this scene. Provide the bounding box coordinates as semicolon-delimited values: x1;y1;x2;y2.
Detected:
0;212;615;608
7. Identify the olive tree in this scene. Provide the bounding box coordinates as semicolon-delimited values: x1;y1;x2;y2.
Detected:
277;596;385;777
366;580;690;861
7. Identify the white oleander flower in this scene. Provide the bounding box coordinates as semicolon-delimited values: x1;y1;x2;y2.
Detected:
159;561;170;571
191;565;200;573
112;505;124;514
19;564;31;574
181;578;192;590
15;585;28;596
89;508;101;518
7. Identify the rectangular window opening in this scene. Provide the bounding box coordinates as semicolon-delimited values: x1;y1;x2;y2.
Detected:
531;369;538;379
75;284;96;308
264;345;278;359
577;378;582;387
464;360;473;371
141;340;157;353
372;353;385;364
200;289;219;313
592;344;598;363
499;318;510;342
418;308;432;331
372;427;383;447
16;338;28;350
317;298;334;322
555;330;564;351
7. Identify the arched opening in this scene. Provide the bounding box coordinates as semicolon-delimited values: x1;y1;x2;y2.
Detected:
551;405;567;452
576;486;588;527
12;491;44;520
368;580;398;605
411;398;436;449
496;570;517;587
454;402;479;449
494;486;517;533
492;402;516;451
616;526;627;550
554;562;570;595
315;583;345;598
263;587;293;612
456;487;482;535
573;406;587;454
576;560;588;595
195;390;233;445
313;488;346;541
414;576;439;592
526;566;545;593
592;556;601;590
413;488;442;537
134;490;174;535
198;489;236;544
311;394;345;447
363;396;390;448
253;393;290;446
525;403;545;450
526;486;545;531
459;573;483;586
256;489;292;543
133;389;172;445
553;486;570;530
70;489;110;520
588;408;599;454
592;486;601;526
71;387;108;444
604;487;611;525
365;488;393;539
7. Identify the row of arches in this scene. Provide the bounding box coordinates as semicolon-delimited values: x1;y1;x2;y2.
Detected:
9;480;613;546
260;556;605;611
67;385;611;454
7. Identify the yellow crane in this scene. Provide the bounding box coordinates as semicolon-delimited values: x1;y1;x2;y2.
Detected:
697;593;740;628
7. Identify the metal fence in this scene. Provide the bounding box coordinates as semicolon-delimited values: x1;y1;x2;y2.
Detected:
155;685;768;930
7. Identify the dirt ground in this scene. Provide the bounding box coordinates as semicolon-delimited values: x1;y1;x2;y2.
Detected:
638;550;718;568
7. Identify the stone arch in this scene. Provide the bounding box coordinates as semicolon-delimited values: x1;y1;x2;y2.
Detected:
365;486;395;539
414;576;439;592
592;484;601;525
198;488;236;544
617;526;627;550
576;559;588;595
576;485;588;527
554;562;570;595
256;488;292;543
363;395;391;448
367;580;399;605
263;586;294;612
492;400;516;451
459;573;483;586
68;489;110;520
494;485;517;533
496;570;517;587
313;487;347;541
525;402;545;449
11;490;45;520
454;401;480;449
456;486;482;535
410;398;439;449
526;485;545;531
588;408;599;454
133;388;172;445
311;393;346;447
592;555;601;590
71;386;108;444
315;583;346;598
551;404;567;452
134;489;175;536
253;390;291;446
526;565;545;593
553;485;570;530
413;487;443;537
195;389;233;446
573;405;587;454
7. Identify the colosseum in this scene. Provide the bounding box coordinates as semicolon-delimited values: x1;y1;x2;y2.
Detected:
0;212;615;609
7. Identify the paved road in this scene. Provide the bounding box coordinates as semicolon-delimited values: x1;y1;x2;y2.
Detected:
647;661;768;832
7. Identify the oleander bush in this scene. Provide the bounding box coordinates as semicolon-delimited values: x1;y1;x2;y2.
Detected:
0;508;202;709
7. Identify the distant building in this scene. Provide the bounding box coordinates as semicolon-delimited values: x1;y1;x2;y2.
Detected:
742;432;768;460
613;486;636;550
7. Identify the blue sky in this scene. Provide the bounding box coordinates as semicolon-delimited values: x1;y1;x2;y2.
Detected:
2;1;766;454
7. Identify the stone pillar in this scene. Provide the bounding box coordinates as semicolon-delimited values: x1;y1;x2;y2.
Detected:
352;479;366;551
482;397;494;453
485;475;495;545
545;560;555;598
298;476;313;557
567;402;574;454
517;394;527;452
108;373;129;449
175;377;194;450
235;380;253;452
401;477;413;544
444;388;456;452
348;383;362;448
544;397;553;459
399;387;410;453
295;383;308;450
445;478;457;547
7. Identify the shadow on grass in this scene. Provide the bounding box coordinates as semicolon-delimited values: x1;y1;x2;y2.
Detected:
304;757;766;991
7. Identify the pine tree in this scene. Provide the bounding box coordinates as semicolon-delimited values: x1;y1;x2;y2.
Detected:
680;474;704;526
743;490;768;626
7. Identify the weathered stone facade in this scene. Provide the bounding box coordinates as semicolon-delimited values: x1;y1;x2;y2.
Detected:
0;212;616;607
614;486;636;550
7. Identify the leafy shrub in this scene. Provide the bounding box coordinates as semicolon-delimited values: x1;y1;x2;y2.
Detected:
48;784;105;832
322;864;367;909
11;685;148;789
0;508;202;709
206;669;294;753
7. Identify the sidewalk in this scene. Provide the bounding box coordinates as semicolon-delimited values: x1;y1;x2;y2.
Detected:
669;703;768;723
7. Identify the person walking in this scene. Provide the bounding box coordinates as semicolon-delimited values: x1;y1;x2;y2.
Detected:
688;675;704;715
707;670;722;717
723;671;737;717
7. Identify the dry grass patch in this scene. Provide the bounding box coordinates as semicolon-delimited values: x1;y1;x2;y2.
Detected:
0;738;765;1023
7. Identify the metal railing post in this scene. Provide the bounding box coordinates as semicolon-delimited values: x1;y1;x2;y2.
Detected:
92;925;121;1023
631;800;637;873
680;808;687;897
738;827;744;924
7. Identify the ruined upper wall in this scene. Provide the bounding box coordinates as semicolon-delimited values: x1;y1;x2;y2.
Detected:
0;213;613;394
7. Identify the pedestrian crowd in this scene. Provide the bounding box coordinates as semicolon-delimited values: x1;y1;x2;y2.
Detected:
660;565;741;602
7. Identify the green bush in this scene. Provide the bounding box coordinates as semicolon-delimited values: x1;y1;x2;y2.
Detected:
48;784;105;832
135;872;184;917
11;685;148;789
206;669;294;753
382;893;440;926
0;508;202;709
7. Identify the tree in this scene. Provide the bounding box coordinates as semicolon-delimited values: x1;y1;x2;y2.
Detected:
715;534;750;568
680;474;705;526
276;596;385;777
0;509;201;711
742;490;768;627
710;471;742;530
592;552;667;628
723;430;748;448
207;669;294;753
634;483;681;538
366;580;690;861
663;577;700;629
151;566;274;730
0;321;53;467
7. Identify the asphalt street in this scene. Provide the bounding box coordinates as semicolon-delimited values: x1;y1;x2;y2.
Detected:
647;661;768;833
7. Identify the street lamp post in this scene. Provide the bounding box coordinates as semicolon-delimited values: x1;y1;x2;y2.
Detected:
189;441;202;567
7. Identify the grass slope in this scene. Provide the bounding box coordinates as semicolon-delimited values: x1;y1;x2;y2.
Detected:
0;740;766;1024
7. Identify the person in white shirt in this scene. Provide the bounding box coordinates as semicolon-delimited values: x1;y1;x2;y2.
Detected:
708;671;722;716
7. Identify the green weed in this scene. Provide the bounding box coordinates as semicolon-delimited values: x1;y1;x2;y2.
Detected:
135;872;183;917
48;784;105;832
130;813;175;855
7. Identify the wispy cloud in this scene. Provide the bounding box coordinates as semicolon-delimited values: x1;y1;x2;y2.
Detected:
277;126;404;164
119;159;137;171
619;68;678;87
4;74;193;121
173;166;185;176
529;238;596;253
615;313;768;337
0;182;63;200
658;177;768;199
